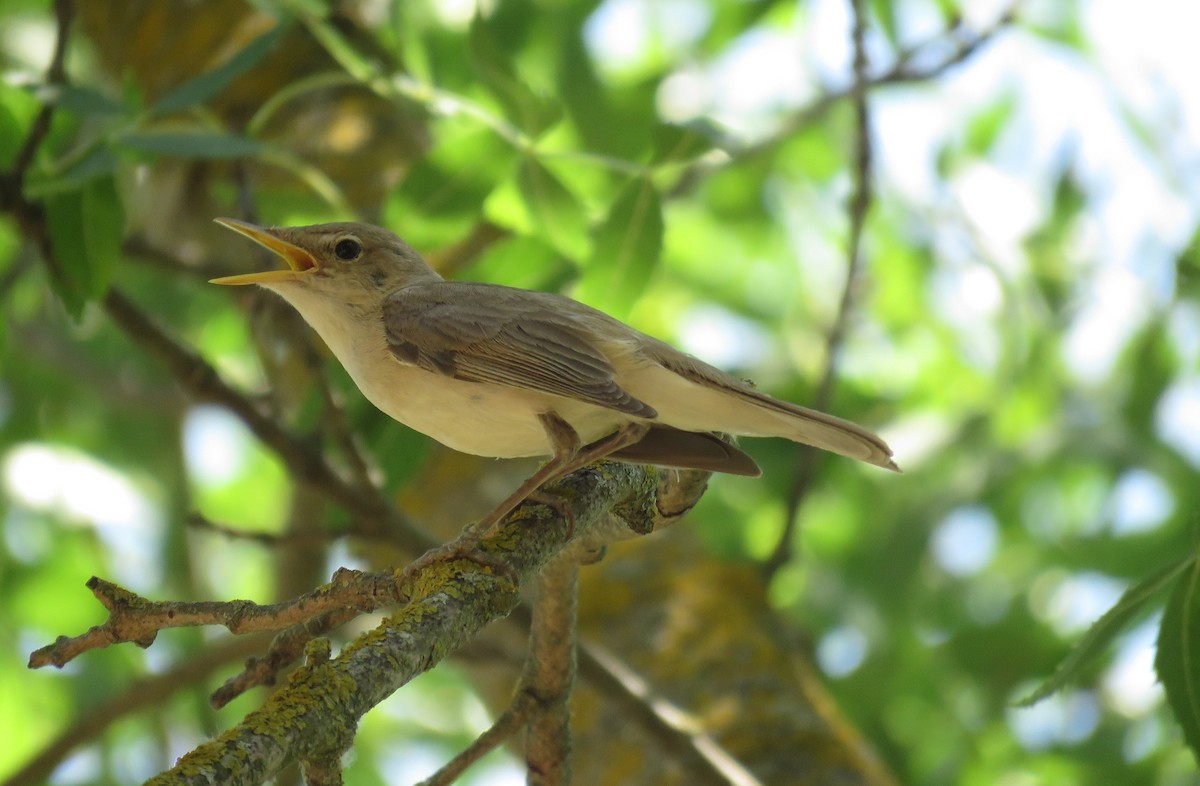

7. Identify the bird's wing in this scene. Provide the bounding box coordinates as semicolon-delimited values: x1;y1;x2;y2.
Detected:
382;282;658;418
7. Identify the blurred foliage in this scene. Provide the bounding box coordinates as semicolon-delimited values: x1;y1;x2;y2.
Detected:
2;0;1200;784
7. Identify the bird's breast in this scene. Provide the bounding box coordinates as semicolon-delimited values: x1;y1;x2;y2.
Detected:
302;312;620;458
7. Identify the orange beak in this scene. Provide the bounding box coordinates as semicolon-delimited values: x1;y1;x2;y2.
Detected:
210;218;319;285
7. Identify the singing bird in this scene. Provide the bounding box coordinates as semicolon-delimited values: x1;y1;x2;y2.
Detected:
213;219;898;543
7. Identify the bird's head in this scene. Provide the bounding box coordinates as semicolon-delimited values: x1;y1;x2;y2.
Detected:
211;219;440;307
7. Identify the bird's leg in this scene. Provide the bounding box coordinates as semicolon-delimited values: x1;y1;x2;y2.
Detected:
400;415;650;586
461;411;585;542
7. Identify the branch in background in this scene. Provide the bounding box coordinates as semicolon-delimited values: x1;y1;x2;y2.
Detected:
733;5;1017;168
417;694;537;786
577;643;763;786
763;0;878;579
300;337;382;493
3;635;270;786
5;0;72;184
416;550;586;786
427;220;510;277
0;0;73;296
122;235;225;280
125;230;384;494
99;289;432;553
522;553;580;783
187;511;343;546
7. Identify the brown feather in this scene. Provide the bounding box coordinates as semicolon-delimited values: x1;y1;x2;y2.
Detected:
608;426;762;477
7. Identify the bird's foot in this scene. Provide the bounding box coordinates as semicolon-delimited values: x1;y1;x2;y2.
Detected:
525;488;576;540
399;530;517;597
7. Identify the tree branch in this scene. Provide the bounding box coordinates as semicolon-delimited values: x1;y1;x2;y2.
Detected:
523;553;580;784
764;0;879;578
3;635;268;786
27;568;404;670
731;5;1017;168
98;288;431;554
143;460;672;786
5;0;73;184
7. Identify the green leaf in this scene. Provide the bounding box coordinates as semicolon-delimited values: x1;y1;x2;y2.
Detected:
1157;554;1200;765
650;121;723;165
1016;554;1194;707
149;24;288;116
80;176;124;299
576;177;663;316
514;155;589;259
37;84;125;116
43;189;88;320
468;13;560;136
869;0;899;45
40;177;124;318
964;92;1017;155
0;81;40;168
24;144;117;197
384;123;515;248
460;235;570;290
117;131;265;159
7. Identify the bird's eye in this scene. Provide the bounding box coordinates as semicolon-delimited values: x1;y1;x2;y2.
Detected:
334;238;362;261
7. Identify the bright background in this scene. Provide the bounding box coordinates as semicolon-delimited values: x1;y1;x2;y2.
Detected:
3;0;1200;783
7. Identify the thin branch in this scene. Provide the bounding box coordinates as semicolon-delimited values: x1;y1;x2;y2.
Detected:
301;340;381;493
98;289;431;554
427;220;510;278
764;0;877;578
0;256;35;299
210;605;364;708
297;640;349;786
27;569;405;670
576;643;762;786
2;635;267;786
416;694;536;786
0;0;73;298
6;0;73;183
187;512;343;546
121;235;225;281
731;5;1017;168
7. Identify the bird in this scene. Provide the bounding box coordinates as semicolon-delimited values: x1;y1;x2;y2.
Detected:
212;219;898;554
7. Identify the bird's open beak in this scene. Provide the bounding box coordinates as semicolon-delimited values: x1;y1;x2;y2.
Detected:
210;218;319;286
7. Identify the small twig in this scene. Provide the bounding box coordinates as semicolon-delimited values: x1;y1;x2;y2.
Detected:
99;289;432;554
27;569;404;670
416;694;537;786
121;236;224;281
301;340;381;493
211;605;363;708
764;0;877;579
714;6;1017;173
3;635;268;786
6;0;73;184
577;644;762;786
0;256;35;299
297;641;349;786
426;220;510;277
186;512;343;547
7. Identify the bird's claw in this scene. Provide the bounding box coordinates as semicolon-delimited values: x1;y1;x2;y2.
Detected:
525;488;577;540
400;534;518;597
